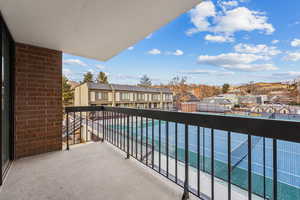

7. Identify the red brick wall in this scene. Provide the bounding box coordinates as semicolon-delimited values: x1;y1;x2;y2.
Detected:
14;43;62;158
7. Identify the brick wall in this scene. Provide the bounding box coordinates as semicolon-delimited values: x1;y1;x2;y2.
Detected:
14;43;62;158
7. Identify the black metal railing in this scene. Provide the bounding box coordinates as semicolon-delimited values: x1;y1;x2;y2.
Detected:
64;106;300;200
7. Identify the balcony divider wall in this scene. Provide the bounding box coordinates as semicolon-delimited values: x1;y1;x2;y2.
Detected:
0;12;63;186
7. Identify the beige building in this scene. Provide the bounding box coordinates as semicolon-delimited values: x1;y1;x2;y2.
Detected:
74;82;173;109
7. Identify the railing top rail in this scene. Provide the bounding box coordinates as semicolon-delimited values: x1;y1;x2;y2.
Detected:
65;106;300;143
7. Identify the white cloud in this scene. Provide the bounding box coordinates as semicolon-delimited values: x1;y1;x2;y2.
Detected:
148;49;161;55
128;46;134;50
272;71;300;78
173;50;184;56
271;40;279;44
234;43;281;56
222;63;278;71
164;49;185;56
219;1;239;11
213;7;274;35
294;21;300;25
291;39;300;47
187;2;274;40
205;34;234;43
197;53;278;71
183;69;235;76
63;59;88;67
198;53;266;65
186;1;216;36
284;52;300;61
95;64;106;70
222;1;239;7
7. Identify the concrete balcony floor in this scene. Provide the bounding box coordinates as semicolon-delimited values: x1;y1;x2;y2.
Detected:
0;142;197;200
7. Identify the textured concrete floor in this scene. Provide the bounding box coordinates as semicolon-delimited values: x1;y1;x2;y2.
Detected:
0;142;196;200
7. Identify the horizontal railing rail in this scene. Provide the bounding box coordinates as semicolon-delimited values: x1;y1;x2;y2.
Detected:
65;106;300;143
64;106;300;200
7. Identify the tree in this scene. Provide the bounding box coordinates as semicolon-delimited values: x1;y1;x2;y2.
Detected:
62;76;73;105
168;76;189;102
82;72;93;83
169;76;187;91
222;83;230;93
138;75;152;87
97;71;108;84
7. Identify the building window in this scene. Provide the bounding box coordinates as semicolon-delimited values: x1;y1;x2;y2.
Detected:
153;94;160;101
138;93;145;101
97;92;108;100
90;92;96;101
121;92;130;100
166;94;172;101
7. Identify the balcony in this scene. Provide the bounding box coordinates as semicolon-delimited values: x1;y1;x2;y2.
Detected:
1;106;300;200
0;142;189;200
63;107;300;199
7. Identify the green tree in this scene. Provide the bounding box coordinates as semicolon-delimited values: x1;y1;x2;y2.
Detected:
97;71;108;84
62;76;73;105
222;83;230;93
82;72;93;83
138;75;152;87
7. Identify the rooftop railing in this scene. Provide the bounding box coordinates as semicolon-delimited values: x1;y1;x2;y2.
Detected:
64;106;300;200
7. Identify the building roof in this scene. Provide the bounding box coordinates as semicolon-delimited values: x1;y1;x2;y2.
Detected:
251;104;300;114
87;82;172;93
201;97;232;105
0;0;201;61
87;83;112;90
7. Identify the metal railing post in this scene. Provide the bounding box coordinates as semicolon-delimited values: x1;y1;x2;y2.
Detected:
102;110;104;142
273;139;277;200
66;112;69;150
182;124;189;200
126;115;130;159
97;111;100;141
73;112;76;144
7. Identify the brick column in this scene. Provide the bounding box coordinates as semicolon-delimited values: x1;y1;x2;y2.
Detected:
14;43;62;158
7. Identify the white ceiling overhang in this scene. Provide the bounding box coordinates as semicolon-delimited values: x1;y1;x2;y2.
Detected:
0;0;201;61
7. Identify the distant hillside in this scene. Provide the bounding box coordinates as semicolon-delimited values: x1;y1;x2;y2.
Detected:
191;85;221;99
232;82;300;104
153;84;221;102
154;81;300;104
234;82;290;95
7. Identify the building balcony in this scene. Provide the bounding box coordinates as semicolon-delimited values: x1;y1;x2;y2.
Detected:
0;1;299;199
0;142;190;200
35;106;300;200
1;106;300;199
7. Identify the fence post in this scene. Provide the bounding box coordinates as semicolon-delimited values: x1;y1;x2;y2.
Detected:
126;115;130;159
66;112;69;151
182;124;189;200
273;139;277;200
102;110;105;142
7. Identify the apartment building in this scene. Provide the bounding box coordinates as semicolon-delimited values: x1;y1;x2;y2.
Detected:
74;82;173;109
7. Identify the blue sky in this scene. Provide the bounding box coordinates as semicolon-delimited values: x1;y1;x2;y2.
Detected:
63;0;300;86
